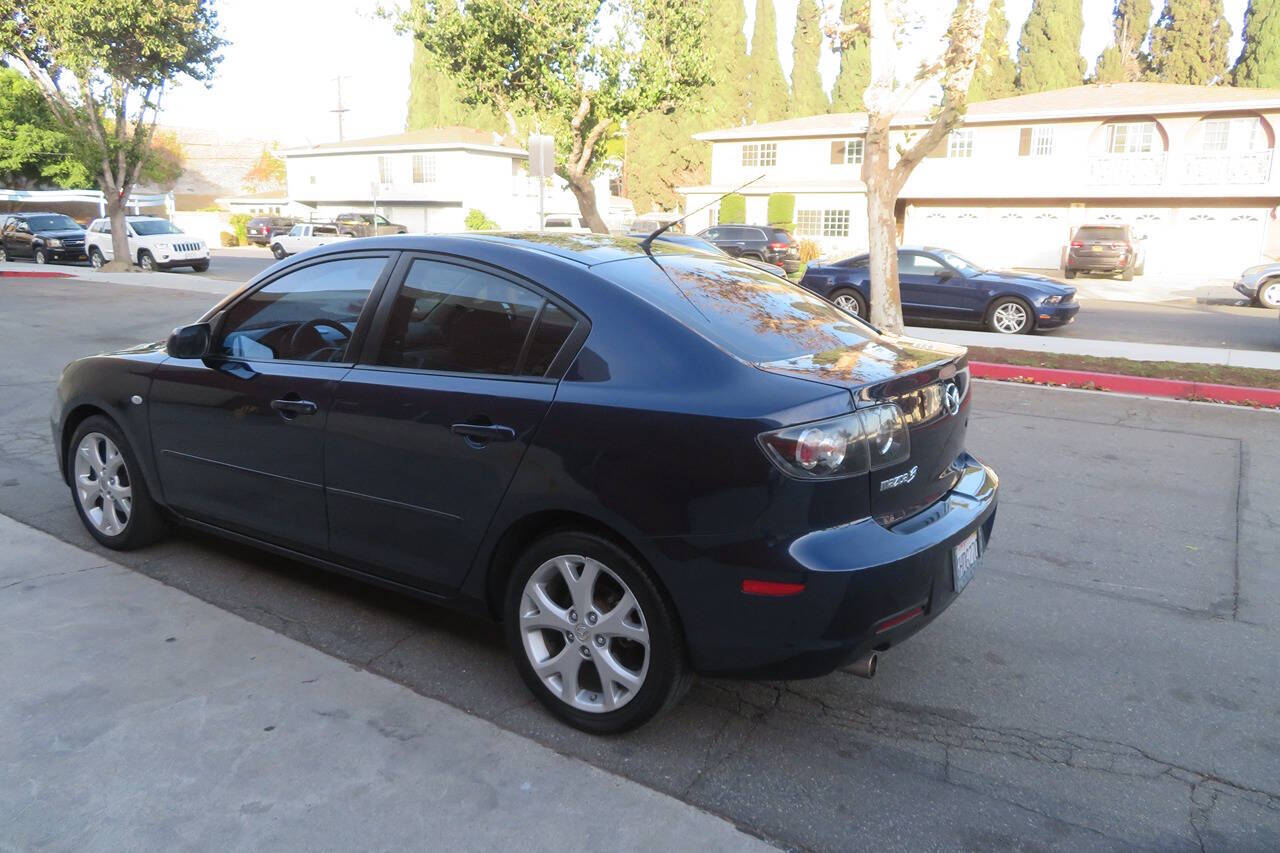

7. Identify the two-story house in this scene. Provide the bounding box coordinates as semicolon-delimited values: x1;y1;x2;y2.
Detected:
679;83;1280;276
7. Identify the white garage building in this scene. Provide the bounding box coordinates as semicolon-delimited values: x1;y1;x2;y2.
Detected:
679;83;1280;277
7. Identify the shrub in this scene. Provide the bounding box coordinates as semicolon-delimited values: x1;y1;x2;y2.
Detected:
717;193;746;224
229;213;251;246
465;209;500;230
767;193;795;226
797;238;823;263
219;231;238;247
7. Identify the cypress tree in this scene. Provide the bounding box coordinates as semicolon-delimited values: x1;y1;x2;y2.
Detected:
406;42;505;132
1234;0;1280;86
789;0;828;116
829;0;869;112
746;0;789;123
1016;0;1086;92
1093;0;1152;83
1149;0;1232;84
969;0;1018;101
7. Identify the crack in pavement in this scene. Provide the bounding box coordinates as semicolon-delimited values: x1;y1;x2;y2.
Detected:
0;563;108;591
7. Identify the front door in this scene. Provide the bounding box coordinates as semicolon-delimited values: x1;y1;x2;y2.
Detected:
148;253;392;552
325;255;580;591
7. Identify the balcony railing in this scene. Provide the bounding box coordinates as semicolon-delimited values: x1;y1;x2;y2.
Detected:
1087;153;1167;185
1182;150;1273;185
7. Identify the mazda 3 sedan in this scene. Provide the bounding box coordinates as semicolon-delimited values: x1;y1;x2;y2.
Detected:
53;233;998;733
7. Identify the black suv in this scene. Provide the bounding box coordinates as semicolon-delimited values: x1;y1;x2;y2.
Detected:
0;212;87;264
245;216;296;246
695;225;800;273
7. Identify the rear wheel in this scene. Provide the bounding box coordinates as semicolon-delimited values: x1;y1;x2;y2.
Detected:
1259;279;1280;310
138;250;155;271
831;288;867;319
1064;268;1077;279
987;297;1032;334
67;416;164;550
271;243;287;260
1120;265;1134;281
504;531;690;734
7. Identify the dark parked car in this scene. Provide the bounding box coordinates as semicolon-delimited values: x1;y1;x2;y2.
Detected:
334;212;408;237
1063;224;1144;280
801;246;1079;334
0;212;87;264
625;231;788;277
696;225;800;273
53;233;997;733
245;216;297;246
1233;262;1280;309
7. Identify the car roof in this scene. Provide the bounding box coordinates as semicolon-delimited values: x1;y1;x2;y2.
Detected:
288;231;680;269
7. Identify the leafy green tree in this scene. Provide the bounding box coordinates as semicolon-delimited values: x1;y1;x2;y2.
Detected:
746;0;789;123
718;192;746;223
400;0;711;233
790;0;828;116
406;40;506;132
464;209;500;230
0;67;92;188
1093;0;1153;82
1;0;224;268
1234;0;1280;86
1150;0;1231;84
1016;0;1086;92
242;146;285;193
830;0;870;111
969;0;1017;100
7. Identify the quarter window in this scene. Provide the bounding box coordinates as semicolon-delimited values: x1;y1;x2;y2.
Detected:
374;259;572;376
216;257;387;363
412;153;436;183
741;142;777;167
948;130;974;158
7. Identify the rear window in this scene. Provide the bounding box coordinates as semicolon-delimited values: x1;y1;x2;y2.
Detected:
765;228;794;244
1075;226;1127;241
600;251;877;364
249;217;270;226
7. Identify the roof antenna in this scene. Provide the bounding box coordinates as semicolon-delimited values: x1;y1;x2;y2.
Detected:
638;174;765;254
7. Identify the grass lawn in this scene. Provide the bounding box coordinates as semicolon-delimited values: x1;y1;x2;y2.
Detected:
965;346;1280;391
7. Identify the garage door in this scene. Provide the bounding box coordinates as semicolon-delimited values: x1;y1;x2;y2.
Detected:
1161;209;1267;276
907;207;1070;270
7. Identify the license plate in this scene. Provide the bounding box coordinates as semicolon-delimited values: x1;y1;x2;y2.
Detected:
1091;245;1102;252
952;531;981;592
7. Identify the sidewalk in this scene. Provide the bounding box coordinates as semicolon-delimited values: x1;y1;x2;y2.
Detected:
1;260;237;294
0;514;769;852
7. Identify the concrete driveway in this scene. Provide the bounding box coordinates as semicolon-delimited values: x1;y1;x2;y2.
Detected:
1;278;1278;850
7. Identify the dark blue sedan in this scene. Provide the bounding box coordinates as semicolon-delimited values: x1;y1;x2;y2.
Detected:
52;233;997;733
800;246;1080;334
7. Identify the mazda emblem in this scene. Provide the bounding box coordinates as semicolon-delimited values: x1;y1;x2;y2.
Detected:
943;382;961;416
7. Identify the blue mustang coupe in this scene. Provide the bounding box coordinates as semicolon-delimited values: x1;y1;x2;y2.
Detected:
800;246;1080;334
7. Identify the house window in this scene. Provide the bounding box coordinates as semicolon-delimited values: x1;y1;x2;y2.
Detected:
822;209;850;237
412;153;437;184
1019;126;1054;157
948;130;974;158
377;155;393;184
742;142;777;167
796;210;822;235
1202;120;1230;152
1106;122;1156;154
308;175;316;185
830;138;863;165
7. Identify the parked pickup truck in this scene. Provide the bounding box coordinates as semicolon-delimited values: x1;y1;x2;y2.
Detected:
270;223;352;258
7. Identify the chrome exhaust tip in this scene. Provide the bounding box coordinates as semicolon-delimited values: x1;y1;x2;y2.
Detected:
844;652;878;679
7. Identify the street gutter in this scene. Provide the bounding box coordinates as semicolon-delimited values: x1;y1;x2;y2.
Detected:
970;361;1280;408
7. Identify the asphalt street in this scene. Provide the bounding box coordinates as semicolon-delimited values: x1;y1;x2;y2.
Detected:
1;278;1278;850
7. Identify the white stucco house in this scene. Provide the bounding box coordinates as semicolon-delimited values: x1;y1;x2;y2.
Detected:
278;127;632;233
679;83;1280;276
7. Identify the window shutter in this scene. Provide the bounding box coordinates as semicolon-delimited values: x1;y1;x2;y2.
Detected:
1018;128;1032;156
831;141;845;164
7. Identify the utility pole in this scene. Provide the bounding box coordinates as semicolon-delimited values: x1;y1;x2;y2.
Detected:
331;76;351;142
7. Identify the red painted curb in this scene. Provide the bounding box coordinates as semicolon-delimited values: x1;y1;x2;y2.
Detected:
970;361;1280;407
0;270;75;279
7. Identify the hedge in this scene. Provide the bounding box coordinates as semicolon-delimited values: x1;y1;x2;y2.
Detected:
767;192;795;227
718;193;746;224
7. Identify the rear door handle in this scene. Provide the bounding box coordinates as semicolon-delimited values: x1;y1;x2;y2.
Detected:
451;423;517;442
270;399;318;416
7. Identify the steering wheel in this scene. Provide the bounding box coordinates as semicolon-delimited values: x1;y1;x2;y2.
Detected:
287;318;351;360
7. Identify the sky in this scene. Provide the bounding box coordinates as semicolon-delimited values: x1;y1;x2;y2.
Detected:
161;0;1251;147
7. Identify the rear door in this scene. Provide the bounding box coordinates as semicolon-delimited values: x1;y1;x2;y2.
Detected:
324;254;583;591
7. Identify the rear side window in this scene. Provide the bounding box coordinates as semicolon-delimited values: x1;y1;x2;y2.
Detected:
1075;226;1126;241
374;258;573;376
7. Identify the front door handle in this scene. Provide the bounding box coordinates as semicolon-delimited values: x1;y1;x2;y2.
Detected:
451;423;517;443
270;398;318;416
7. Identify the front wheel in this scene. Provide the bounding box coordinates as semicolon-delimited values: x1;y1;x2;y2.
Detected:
138;250;155;271
88;247;105;269
505;531;690;734
831;288;867;319
67;416;165;550
33;247;47;265
0;246;7;262
1259;280;1280;310
987;297;1032;334
191;260;209;272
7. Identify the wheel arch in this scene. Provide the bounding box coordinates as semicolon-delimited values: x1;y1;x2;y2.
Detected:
60;403;113;483
987;292;1037;330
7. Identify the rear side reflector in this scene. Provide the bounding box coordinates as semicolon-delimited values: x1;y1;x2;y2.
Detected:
874;605;925;633
741;579;806;597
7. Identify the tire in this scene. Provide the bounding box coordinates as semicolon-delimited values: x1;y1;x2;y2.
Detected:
271;243;288;260
88;247;105;269
191;260;209;272
1258;279;1280;310
67;415;165;550
830;288;867;319
1120;265;1134;281
987;297;1033;334
33;247;47;265
504;531;691;734
138;250;155;271
1064;269;1077;279
742;252;763;261
0;246;7;262
1135;261;1145;276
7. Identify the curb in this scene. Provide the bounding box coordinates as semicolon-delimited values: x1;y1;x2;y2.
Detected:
969;361;1280;407
0;269;75;279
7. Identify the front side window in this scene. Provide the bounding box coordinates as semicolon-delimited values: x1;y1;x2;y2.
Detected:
412;153;436;183
948;130;974;158
899;252;943;275
288;225;303;236
374;259;574;376
217;256;386;363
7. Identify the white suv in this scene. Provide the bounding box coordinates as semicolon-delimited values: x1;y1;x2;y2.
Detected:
85;216;210;272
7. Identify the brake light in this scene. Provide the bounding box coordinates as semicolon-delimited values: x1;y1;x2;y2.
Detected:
758;406;911;479
769;241;788;250
741;579;806;597
1070;241;1083;248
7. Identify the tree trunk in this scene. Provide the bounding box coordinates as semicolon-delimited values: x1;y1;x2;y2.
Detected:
105;192;134;270
863;114;904;334
565;173;609;234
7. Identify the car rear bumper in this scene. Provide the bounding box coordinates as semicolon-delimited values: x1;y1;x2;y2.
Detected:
1067;250;1131;271
647;453;998;679
1035;301;1080;328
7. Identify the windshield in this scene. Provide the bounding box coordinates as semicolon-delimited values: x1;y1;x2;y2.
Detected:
935;250;984;276
131;220;183;236
26;215;80;231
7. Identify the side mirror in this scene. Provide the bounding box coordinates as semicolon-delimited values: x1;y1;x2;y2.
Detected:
934;268;955;281
166;323;211;359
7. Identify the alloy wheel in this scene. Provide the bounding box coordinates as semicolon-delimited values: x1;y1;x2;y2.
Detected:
518;554;650;713
34;249;46;264
833;293;862;317
991;302;1028;334
139;253;154;271
73;432;132;537
90;250;104;269
1260;281;1280;310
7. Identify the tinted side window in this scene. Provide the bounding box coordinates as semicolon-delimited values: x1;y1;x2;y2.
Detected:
522;303;576;376
899;253;943;274
217;257;386;363
375;259;542;375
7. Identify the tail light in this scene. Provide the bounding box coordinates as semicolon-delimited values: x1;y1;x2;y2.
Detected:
758;406;911;480
1070;241;1083;248
769;241;789;250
